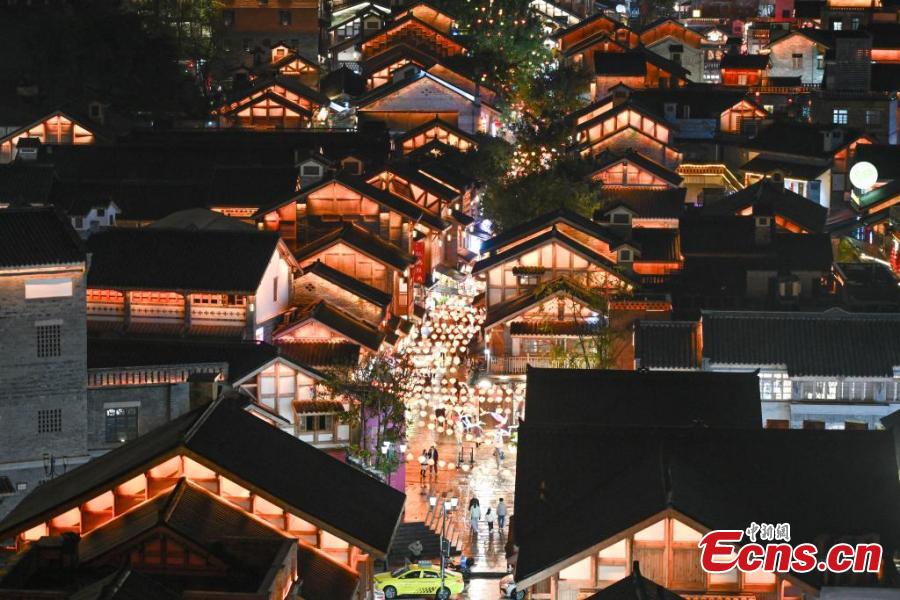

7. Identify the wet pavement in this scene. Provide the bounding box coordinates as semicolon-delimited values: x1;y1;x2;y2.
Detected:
398;290;521;591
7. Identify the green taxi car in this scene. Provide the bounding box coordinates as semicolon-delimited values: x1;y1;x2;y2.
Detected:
374;563;465;599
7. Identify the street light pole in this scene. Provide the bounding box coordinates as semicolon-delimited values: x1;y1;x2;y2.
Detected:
429;495;458;600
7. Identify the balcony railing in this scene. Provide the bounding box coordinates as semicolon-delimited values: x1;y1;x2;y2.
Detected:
130;303;185;321
190;304;246;324
487;354;589;374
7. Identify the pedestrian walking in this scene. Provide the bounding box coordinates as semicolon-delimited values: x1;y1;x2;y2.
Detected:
469;501;480;534
497;498;507;530
428;445;439;475
407;539;423;564
493;444;504;469
485;506;494;535
419;450;428;483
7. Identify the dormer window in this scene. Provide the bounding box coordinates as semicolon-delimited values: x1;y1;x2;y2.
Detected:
611;212;631;225
342;159;362;175
302;165;322;176
618;249;634;262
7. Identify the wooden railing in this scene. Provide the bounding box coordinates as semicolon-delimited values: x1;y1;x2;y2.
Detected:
487;355;586;374
190;304;246;324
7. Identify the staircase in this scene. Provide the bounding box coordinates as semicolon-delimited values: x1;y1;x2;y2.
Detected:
388;522;461;566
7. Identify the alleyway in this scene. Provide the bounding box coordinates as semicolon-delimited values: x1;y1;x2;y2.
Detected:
396;288;525;595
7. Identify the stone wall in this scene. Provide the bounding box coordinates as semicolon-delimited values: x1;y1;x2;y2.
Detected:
86;384;191;452
0;267;88;464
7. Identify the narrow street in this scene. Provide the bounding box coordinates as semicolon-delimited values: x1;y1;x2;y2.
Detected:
397;288;525;597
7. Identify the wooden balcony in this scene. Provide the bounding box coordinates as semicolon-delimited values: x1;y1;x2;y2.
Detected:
487;354;586;375
190;304;247;325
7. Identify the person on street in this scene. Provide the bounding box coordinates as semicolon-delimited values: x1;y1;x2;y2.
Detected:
497;498;507;530
419;450;428;484
407;539;423;564
485;506;494;535
428;445;439;476
469;500;481;534
493;444;504;469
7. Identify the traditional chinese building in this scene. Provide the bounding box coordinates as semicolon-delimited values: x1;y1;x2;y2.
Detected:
85;228;298;341
639;18;706;83
212;75;335;129
0;396;406;600
511;368;900;599
635;308;900;429
218;0;320;63
0;110;105;164
702;177;828;233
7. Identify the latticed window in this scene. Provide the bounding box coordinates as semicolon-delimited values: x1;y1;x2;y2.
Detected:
36;324;61;358
37;409;62;433
105;406;139;443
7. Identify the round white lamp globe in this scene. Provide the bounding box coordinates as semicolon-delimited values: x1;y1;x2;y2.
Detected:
849;161;878;191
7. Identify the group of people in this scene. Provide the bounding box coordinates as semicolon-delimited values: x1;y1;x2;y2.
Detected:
419;445;440;483
467;497;507;536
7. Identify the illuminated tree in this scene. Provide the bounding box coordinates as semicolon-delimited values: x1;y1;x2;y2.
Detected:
322;352;414;478
481;156;602;229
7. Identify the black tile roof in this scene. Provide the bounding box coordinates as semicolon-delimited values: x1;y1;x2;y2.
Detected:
321;66;368;98
630;88;751;120
484;277;602;328
740;155;829;181
741;121;858;158
583;567;685;600
281;300;384;351
597;188;687;220
0;163;55;205
298;542;360;600
854;144;900;180
0;207;86;269
631;227;680;262
278;341;362;367
78;479;285;566
87;227;282;293
704;178;827;233
479;208;622;255
301;260;393;307
69;569;181;600
87;336;322;383
633;320;701;369
395;116;479;149
720;52;770;69
513;425;900;588
295;222;416;271
591;150;682;186
701;308;900;376
524;367;761;427
594;51;646;75
0;396;405;556
474;228;631;287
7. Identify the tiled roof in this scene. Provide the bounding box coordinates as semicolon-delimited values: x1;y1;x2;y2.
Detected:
633;320;700;369
740;156;829;181
278;341;361;367
280;300;384;350
701;309;900;376
298;542;360;600
513;425;900;589
87;227;282;293
584;568;684;600
704;178;827;233
0;396;406;557
631;227;680;262
479;207;622;255
295;222;416;271
484;277;602;329
720;53;769;69
0;163;55;205
0;207;86;269
523;367;761;428
591;150;682;186
597;188;687;220
69;569;181;600
474;228;630;286
87;337;322;383
301;260;392;308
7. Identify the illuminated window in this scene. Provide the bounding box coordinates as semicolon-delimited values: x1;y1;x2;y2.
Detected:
105;406;139;443
36;324;61;358
833;109;848;124
37;409;62;434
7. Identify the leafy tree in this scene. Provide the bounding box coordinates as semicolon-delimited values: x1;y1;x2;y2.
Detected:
321;352;413;479
481;156;602;229
533;276;633;369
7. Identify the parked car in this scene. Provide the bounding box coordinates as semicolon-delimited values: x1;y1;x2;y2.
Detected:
374;563;465;599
